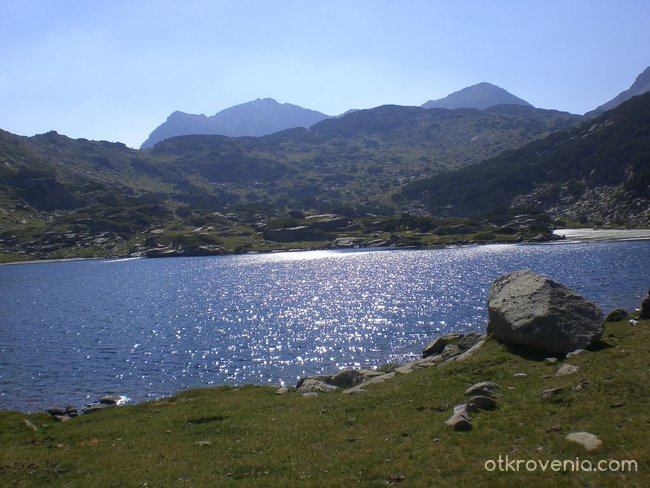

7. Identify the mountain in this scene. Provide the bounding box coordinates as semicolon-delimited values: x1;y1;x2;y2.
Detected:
402;92;650;226
0;104;579;220
140;98;330;148
422;82;532;110
585;65;650;118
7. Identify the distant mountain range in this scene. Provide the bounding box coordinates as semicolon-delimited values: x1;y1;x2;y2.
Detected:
141;83;535;148
585;66;650;118
140;98;330;149
2;65;649;261
421;82;532;110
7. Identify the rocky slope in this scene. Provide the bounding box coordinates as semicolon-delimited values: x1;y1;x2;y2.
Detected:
402;91;650;226
585;65;650;117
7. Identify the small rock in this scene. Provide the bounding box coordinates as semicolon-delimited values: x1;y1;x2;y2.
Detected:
65;405;78;417
640;289;650;319
513;372;528;378
297;378;338;394
566;349;586;359
464;381;501;398
541;388;564;400
565;432;602;451
276;387;289;395
195;440;212;446
453;404;471;415
53;415;72;423
441;343;461;359
422;333;463;358
98;395;123;405
302;392;319;398
82;404;111;414
444;411;472;431
556;364;580;376
629;319;639;326
47;407;66;417
609;402;625;408
544;357;558;365
466;395;497;411
457;332;486;350
605;308;629;322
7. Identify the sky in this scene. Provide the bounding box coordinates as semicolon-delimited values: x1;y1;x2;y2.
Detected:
1;0;650;149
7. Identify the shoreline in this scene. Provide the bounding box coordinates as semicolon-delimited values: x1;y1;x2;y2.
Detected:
1;227;649;267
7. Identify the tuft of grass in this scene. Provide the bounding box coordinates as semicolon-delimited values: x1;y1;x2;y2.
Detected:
1;319;648;487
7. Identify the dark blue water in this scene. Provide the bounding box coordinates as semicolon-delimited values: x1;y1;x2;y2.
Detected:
1;241;648;412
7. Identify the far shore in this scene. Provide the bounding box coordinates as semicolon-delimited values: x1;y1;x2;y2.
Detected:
1;227;649;266
552;227;650;242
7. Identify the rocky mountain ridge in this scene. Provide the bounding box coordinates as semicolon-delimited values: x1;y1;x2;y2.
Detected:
140;98;330;149
585;65;650;118
422;82;532;110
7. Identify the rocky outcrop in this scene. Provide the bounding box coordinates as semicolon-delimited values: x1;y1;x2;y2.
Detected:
297;332;486;395
487;270;604;354
145;244;227;258
423;332;483;358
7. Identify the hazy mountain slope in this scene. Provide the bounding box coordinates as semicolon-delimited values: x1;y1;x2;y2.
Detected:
585;66;650;118
141;98;330;148
402;92;650;225
422;82;532;110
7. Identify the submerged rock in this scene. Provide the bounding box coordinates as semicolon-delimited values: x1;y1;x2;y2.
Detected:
487;270;604;354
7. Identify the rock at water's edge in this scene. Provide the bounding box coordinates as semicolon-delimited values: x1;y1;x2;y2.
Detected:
487;270;604;354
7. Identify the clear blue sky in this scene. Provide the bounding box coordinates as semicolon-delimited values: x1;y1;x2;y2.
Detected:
1;0;649;148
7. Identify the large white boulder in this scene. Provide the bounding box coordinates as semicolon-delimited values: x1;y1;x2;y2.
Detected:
487;270;604;354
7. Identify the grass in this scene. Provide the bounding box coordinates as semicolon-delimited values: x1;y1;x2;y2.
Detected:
1;318;648;487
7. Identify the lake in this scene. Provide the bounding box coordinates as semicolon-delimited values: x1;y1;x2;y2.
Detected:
1;240;648;412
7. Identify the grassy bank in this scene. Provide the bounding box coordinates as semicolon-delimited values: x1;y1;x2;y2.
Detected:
1;318;648;487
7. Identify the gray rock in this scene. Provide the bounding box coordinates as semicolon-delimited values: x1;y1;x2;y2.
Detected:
513;372;528;378
441;343;461;359
466;395;497;411
541;387;564;400
458;332;486;350
445;411;472;431
422;333;463;357
276;387;289;395
464;381;501;398
641;290;650;319
82;404;112;414
487;270;604;354
297;378;338;393
605;308;629;322
565;431;602;451
566;349;586;359
556;364;580;376
544;357;558;365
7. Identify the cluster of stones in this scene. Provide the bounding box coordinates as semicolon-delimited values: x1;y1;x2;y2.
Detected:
444;382;500;431
46;405;78;423
46;395;124;421
1;229;124;259
290;332;486;396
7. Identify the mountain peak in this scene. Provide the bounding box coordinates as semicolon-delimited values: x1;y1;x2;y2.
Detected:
422;82;532;110
141;99;330;149
585;65;650;117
